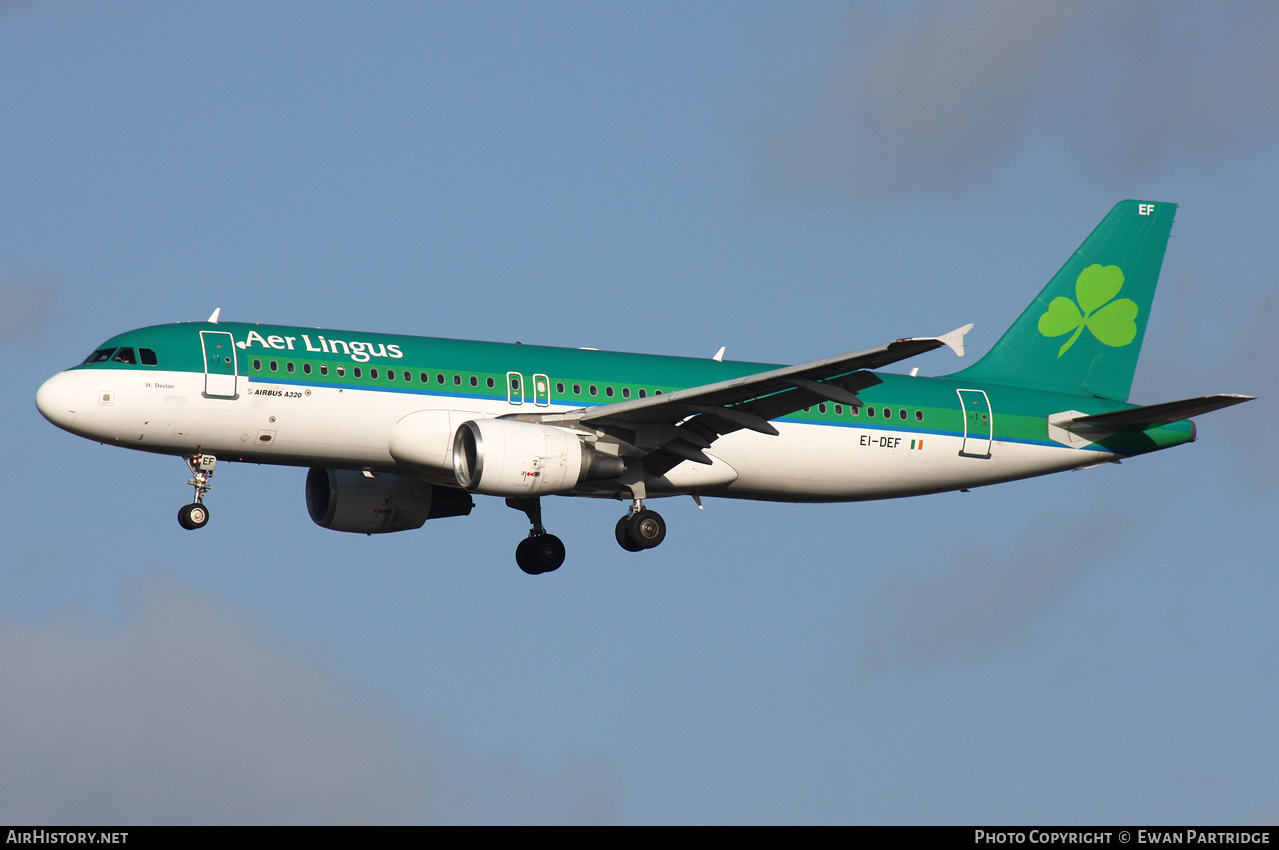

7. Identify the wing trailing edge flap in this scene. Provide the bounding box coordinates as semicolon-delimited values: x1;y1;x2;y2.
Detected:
1053;394;1254;434
522;325;974;473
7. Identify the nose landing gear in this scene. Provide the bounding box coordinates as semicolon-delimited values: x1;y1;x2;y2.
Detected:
178;502;209;530
178;453;216;530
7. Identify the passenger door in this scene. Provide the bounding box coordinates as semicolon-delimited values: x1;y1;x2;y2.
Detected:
957;389;992;458
201;331;239;399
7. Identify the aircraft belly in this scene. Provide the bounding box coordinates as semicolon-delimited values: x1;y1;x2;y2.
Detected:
94;369;1117;499
711;421;1115;502
645;453;739;494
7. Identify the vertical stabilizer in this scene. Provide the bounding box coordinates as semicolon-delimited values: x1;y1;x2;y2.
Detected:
947;200;1176;401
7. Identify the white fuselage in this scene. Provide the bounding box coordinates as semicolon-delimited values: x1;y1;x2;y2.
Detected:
36;365;1111;504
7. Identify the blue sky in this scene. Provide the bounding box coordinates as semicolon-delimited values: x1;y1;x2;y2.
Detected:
3;1;1276;824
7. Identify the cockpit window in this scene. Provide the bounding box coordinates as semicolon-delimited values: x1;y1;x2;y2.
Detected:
82;346;157;366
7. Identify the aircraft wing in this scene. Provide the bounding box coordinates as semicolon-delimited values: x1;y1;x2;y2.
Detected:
520;325;972;474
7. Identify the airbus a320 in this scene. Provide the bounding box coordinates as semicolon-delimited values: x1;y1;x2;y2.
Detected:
36;201;1251;574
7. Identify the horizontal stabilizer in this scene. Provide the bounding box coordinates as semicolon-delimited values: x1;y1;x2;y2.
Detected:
1059;394;1253;433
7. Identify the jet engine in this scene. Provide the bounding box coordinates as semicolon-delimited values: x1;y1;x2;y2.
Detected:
306;467;473;534
452;418;624;496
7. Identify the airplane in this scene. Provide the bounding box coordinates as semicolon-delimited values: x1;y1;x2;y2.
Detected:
35;200;1252;575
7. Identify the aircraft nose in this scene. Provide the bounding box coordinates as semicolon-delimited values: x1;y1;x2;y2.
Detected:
35;370;80;430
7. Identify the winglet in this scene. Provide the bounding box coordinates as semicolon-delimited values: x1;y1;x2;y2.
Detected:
207;307;222;324
712;346;726;362
937;323;973;357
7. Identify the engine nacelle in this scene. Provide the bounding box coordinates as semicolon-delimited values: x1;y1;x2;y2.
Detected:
306;468;473;534
388;409;483;475
452;418;624;496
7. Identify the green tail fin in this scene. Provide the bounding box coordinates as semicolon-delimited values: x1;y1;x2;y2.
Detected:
947;200;1176;401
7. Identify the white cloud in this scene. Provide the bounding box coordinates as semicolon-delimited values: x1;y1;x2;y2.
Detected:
851;488;1137;677
754;2;1279;205
0;577;618;824
0;271;61;347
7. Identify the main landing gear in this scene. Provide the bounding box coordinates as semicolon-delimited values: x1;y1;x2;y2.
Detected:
504;495;667;576
506;497;566;576
615;501;666;552
177;453;216;530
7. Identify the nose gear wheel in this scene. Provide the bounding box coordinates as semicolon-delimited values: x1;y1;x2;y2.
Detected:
178;502;210;529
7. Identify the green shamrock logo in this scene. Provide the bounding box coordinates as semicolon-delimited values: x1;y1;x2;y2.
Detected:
1037;264;1138;357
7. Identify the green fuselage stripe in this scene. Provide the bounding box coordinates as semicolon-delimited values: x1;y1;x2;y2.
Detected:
75;320;1194;458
